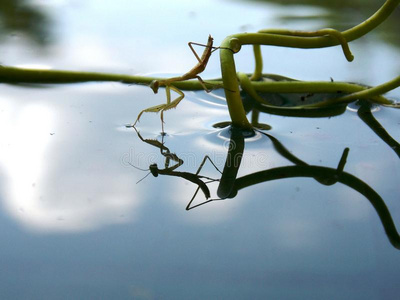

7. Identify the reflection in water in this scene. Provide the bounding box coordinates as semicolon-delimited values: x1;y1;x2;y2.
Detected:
224;127;400;250
0;90;142;233
128;126;221;203
0;104;53;225
0;0;51;46
357;101;400;158
132;99;400;250
130;126;184;172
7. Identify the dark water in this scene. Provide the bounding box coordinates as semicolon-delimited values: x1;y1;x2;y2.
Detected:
0;1;400;299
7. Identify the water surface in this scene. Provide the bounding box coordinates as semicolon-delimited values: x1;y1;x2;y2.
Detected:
0;0;400;299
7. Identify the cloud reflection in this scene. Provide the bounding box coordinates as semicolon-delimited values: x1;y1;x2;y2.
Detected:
0;98;142;233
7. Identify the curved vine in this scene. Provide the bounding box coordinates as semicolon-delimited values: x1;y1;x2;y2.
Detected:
0;0;398;130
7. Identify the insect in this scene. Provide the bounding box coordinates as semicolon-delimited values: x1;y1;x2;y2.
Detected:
148;155;221;199
128;125;222;208
133;35;220;132
131;125;183;171
131;155;222;210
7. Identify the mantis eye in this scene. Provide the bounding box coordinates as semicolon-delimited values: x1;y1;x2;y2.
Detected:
150;80;160;94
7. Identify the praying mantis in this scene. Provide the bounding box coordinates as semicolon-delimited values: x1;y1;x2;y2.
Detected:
129;125;222;204
147;155;222;205
132;28;355;132
133;35;221;132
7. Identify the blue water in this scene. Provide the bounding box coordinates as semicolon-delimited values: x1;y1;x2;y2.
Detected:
0;0;400;299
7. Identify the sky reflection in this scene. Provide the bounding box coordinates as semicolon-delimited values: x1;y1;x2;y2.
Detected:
0;85;145;233
0;0;399;298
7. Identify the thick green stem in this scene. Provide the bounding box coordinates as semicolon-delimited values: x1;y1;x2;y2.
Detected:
220;38;252;129
220;0;399;128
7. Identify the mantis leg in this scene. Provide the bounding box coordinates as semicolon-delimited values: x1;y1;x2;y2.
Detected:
188;41;220;61
195;155;222;175
133;103;167;126
189;41;229;55
195;75;212;93
160;85;185;131
186;155;222;210
195;75;229;92
188;42;203;63
133;85;184;130
134;85;185;132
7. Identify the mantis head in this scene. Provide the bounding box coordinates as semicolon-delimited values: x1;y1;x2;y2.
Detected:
150;80;160;94
149;163;159;177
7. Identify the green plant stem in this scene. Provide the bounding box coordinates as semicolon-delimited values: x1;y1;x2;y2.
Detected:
2;66;395;105
0;0;399;128
251;28;354;81
238;72;347;117
239;72;393;106
0;66;149;84
251;80;391;102
250;0;400;50
249;45;263;81
220;0;400;127
220;39;252;129
0;66;222;90
317;76;400;106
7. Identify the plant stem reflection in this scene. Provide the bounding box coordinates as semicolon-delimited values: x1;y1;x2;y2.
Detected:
130;108;400;249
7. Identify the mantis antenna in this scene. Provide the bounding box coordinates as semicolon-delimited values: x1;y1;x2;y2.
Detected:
136;171;152;184
127;162;152;184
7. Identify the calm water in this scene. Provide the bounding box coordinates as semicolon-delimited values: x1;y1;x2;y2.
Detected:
1;0;400;299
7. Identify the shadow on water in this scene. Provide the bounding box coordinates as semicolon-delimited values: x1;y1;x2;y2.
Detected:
0;0;52;46
129;92;400;250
